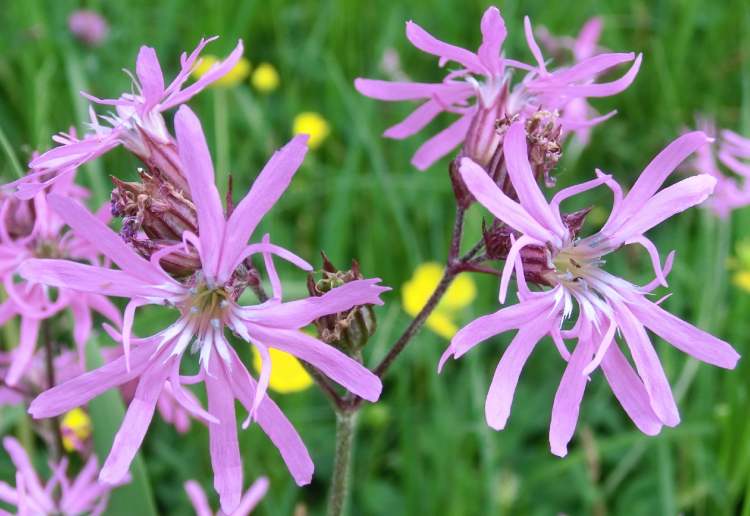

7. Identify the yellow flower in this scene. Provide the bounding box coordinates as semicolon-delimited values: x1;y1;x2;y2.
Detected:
251;62;280;93
191;55;251;87
402;262;477;339
731;239;750;293
293;112;330;149
61;408;91;452
252;347;313;394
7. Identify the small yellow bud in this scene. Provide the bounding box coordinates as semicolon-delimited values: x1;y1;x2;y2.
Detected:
293;112;331;149
251;62;280;93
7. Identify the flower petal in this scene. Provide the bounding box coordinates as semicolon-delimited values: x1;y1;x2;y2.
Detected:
477;7;507;75
205;358;243;514
458;157;557;244
226;348;313;485
629;297;739;369
412;111;473;170
174;105;226;280
485;316;552;430
405;20;482;72
242;279;388;329
5;317;40;386
245;325;382;402
218;135;308;282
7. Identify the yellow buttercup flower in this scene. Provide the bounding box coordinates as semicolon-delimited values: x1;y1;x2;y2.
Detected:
61;408;91;452
402;262;477;339
251;62;280;93
191;55;251;87
252;347;314;394
293;112;330;149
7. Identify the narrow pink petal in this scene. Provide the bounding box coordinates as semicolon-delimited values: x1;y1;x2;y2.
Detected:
18;259;171;299
458;157;557;244
354;79;468;101
574;17;603;60
5;317;40;386
246;324;382;402
548;53;641;98
405;20;482;72
218;135;308;282
600;343;662;435
174;105;226;280
524;16;547;74
205;358;243;514
100;356;172;484
226;348;314;485
3;438;48;507
184;481;213;516
243;279;388;329
247;340;271;423
161;40;244;111
442;294;557;370
503;122;567;236
549;328;595;456
603;131;709;234
69;298;93;354
29;343;156;418
234;477;269;516
629;298;739;369
412;111;473;170
613;302;680;426
485;317;552;430
383;99;445;139
610;175;716;244
477;7;507;75
135;46;165;109
46;194;165;284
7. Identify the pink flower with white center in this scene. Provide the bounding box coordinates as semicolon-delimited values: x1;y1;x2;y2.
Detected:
68;10;109;46
685;118;750;218
0;437;128;516
0;178;120;386
354;6;640;170
185;477;268;516
11;37;243;199
535;17;607;145
20;106;388;513
439;121;740;456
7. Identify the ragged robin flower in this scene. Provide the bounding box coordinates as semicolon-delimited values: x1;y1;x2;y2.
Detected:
440;122;739;456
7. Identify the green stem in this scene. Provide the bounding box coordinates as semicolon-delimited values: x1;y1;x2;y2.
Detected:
327;410;358;516
0;121;23;178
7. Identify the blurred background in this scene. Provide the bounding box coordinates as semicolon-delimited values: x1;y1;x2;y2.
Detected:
1;0;750;514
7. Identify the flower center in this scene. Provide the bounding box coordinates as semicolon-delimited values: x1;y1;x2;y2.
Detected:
548;242;604;287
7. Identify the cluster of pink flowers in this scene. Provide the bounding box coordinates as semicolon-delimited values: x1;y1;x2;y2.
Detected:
1;4;745;514
2;34;387;515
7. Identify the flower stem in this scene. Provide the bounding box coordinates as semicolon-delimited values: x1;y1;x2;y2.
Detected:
42;321;63;463
327;409;358;516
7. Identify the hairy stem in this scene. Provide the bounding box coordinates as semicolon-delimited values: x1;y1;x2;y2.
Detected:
327;410;358;516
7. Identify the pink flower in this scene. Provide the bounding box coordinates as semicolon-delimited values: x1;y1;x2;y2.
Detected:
0;437;128;515
354;7;641;170
0;350;81;407
439;121;739;456
536;17;606;145
68;10;109;46
685;117;750;218
0;178;120;386
12;37;243;199
185;477;268;516
21;106;388;513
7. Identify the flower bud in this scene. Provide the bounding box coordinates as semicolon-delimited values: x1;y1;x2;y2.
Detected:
306;253;377;354
525;110;562;187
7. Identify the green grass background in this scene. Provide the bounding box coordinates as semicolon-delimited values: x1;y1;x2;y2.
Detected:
1;0;750;514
